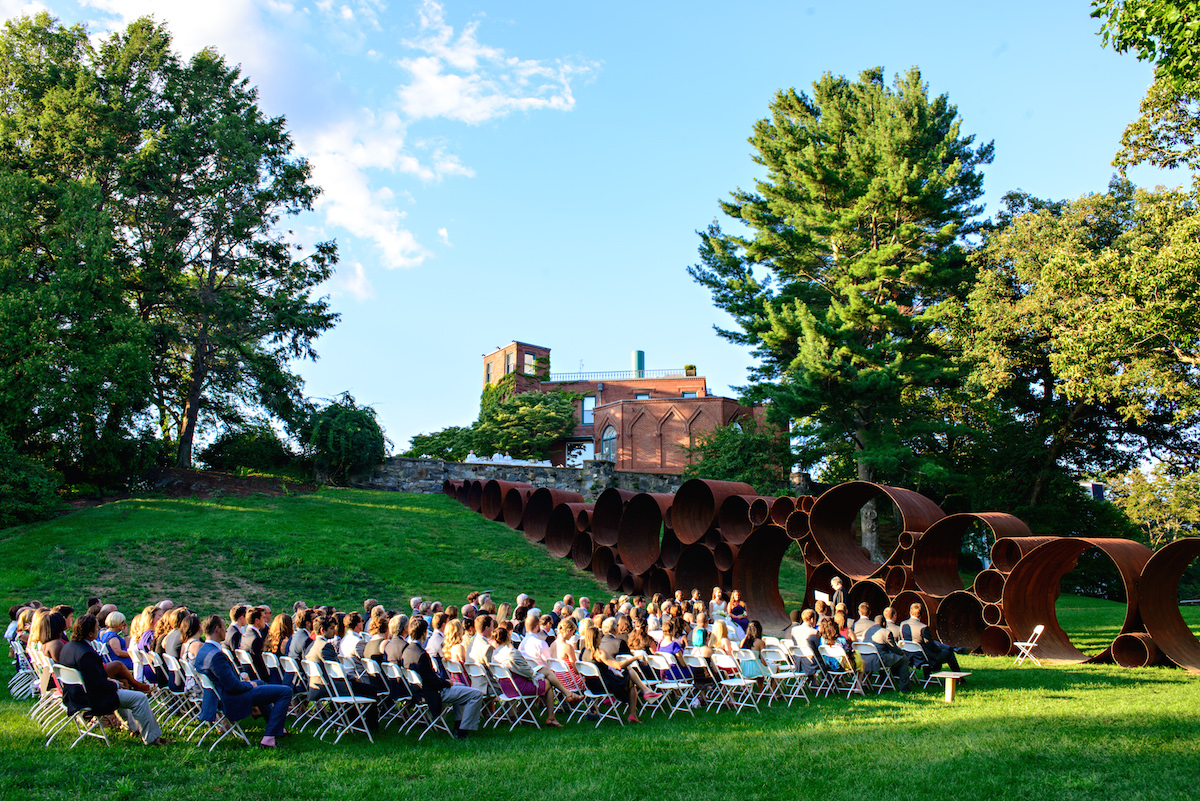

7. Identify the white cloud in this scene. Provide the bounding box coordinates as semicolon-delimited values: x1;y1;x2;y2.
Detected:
437;227;450;245
0;0;48;18
329;261;374;301
396;0;598;124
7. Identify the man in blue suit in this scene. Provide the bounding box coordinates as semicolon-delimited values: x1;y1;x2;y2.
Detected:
196;615;293;748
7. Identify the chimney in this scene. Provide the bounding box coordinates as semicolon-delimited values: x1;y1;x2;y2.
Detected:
632;350;645;378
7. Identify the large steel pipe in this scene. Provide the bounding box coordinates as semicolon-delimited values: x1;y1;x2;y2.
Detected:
673;479;757;545
675;544;719;599
803;562;839;610
660;528;682;570
1001;537;1153;663
769;496;795;526
981;625;1015;657
571;532;595;571
592;488;636;547
718;494;760;545
456;482;469;505
848;579;889;618
808;481;946;581
620;571;644;595
467;479;485;512
890;590;942;641
730;524;792;631
973;569;1006;604
802;538;826;567
502;486;535;530
645;568;676;598
442;479;462;498
983;603;1004;626
480;480;534;522
545;502;593;558
935;590;985;651
797;495;816;513
607;564;630;592
522;488;584;543
749;497;775;527
884;565;914;596
1112;632;1162;669
713;542;740;572
990;536;1059;573
786;510;810;541
912;512;1031;598
1139;538;1200;672
591;545;617;585
617;492;673;575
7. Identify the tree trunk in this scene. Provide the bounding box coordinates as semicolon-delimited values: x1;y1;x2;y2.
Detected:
1029;402;1083;508
855;431;882;562
174;336;209;470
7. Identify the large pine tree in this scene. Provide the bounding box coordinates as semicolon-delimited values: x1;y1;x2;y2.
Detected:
690;67;993;558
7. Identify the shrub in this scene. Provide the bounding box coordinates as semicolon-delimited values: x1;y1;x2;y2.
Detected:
305;394;388;484
0;430;64;528
198;424;294;472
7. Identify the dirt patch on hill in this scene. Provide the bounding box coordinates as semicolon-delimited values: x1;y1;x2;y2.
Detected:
147;467;317;498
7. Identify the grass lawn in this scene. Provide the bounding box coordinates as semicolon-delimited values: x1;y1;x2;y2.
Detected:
2;489;1198;801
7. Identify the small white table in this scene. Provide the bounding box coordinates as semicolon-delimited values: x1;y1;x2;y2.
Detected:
930;671;971;703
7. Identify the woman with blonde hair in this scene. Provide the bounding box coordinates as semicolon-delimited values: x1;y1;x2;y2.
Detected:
548;617;584;692
99;611;133;669
442;619;469;684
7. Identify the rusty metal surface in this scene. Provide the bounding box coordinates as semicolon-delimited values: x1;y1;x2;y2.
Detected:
935;590;985;651
575;506;592;532
522;488;584;543
480;480;534;521
797;495;816;513
592;488;637;547
606;564;630;592
848;579;889;618
713;541;740;572
803;561;838;610
769;496;795;526
1139;538;1200;672
591;545;616;585
1112;632;1162;668
673;479;757;545
808;481;946;581
749;497;775;527
501;486;535;530
730;524;792;631
659;528;682;570
990;536;1059;573
973;569;1006;604
545;502;593;558
912;513;1029;598
802;538;826;567
571;532;595;571
621;571;644;595
980;625;1015;657
467;480;484;512
443;479;462;498
983;603;1004;626
675;544;719;598
785;510;810;541
616;493;673;575
717;494;760;545
884;565;914;596
702;528;722;551
456;483;469;505
645;568;676;598
1001;537;1153;663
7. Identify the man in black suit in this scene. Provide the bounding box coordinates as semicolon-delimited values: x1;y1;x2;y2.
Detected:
863;615;911;691
225;605;247;651
241;607;269;682
58;615;170;745
401;617;483;740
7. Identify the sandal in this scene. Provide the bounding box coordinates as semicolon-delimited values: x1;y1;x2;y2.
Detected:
545;718;564;728
627;715;641;724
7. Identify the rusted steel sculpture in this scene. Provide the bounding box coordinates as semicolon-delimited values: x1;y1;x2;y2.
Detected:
659;528;682;570
990;536;1059;573
808;482;946;582
521;488;583;543
501;486;535;530
675;544;719;598
1138;538;1200;672
480;480;534;522
730;524;793;630
785;510;810;541
982;603;1004;626
456;482;470;506
717;494;760;545
935;590;986;651
443;479;462;498
770;496;796;526
544;502;593;559
980;625;1015;657
570;532;595;571
912;512;1031;598
890;590;942;641
713;541;739;572
1111;632;1162;668
644;567;676;598
673;479;756;545
1001;537;1153;663
590;545;616;585
972;570;1006;604
466;480;485;513
848;579;889;617
592;488;637;548
616;493;673;575
884;565;915;596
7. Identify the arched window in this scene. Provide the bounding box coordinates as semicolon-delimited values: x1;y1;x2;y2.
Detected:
600;425;617;462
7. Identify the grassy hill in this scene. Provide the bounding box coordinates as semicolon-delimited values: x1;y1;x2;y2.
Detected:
2;488;1199;801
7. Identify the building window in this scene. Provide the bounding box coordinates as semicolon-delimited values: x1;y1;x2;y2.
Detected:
505;353;513;374
582;395;596;424
600;425;616;461
682;391;697;399
486;361;493;383
634;392;650;400
524;352;536;374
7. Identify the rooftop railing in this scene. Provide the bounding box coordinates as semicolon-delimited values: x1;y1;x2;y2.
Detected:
546;368;692;382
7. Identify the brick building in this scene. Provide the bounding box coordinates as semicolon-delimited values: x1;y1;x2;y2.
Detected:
481;341;762;473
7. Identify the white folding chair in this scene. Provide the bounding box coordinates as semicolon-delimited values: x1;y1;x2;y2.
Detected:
852;641;895;694
760;646;809;706
463;662;502;728
381;661;421;732
320;659;376;743
488;663;542;730
45;665;110;748
573;660;624;727
1014;624;1045;667
711;651;759;714
646;653;695;718
194;672;252;751
818;644;865;698
403;667;454;739
9;639;36;700
900;641;940;688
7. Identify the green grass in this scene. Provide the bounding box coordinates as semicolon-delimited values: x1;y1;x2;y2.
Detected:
2;490;1199;801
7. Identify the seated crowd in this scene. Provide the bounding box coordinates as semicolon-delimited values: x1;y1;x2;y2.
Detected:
6;579;962;747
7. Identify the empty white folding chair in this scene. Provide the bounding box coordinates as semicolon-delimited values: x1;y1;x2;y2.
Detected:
760;646;809;706
45;665;110;748
9;638;37;699
320;659;376;744
1014;624;1045;667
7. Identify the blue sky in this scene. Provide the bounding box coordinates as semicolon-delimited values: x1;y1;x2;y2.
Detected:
1;0;1179;451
